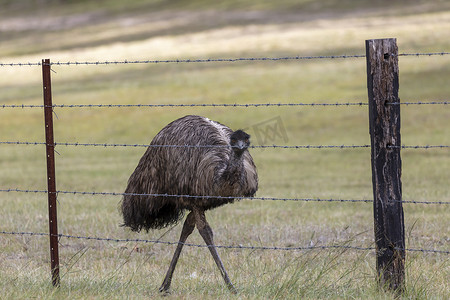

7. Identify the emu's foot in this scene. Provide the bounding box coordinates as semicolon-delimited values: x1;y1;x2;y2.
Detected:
227;282;238;294
158;285;171;295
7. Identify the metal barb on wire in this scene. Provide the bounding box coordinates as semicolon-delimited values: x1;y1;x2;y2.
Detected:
0;230;448;254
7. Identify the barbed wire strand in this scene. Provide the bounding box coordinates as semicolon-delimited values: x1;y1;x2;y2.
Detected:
398;52;450;57
1;141;449;150
0;141;372;149
1;101;449;109
388;145;450;149
0;230;448;254
388;101;449;105
1;52;449;67
1;55;365;67
0;188;448;205
1;102;368;109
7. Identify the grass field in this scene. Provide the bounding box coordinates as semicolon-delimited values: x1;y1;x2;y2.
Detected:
1;0;449;299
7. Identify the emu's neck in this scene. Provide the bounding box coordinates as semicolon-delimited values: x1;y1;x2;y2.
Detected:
229;150;244;167
220;151;245;186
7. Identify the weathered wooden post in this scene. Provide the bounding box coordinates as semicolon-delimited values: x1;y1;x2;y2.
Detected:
366;38;405;293
42;59;60;287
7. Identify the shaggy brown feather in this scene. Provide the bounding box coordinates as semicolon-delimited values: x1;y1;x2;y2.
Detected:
121;115;258;232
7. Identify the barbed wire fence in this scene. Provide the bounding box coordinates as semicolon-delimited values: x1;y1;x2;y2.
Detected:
1;44;449;291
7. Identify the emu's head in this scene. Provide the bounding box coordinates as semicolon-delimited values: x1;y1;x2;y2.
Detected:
230;130;250;156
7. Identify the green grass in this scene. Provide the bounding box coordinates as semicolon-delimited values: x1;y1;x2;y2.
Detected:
0;0;449;299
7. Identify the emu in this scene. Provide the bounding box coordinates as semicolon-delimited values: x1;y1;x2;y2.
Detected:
121;115;258;293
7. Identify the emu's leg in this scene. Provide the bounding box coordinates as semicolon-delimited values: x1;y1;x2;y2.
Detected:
193;208;237;293
159;211;195;293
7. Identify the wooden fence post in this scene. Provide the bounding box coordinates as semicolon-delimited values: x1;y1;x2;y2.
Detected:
42;58;60;287
366;38;405;293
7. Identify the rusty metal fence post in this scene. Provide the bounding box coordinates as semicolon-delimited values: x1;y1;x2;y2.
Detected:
42;58;60;287
366;39;405;293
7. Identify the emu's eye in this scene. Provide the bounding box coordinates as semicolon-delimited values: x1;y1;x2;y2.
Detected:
231;138;236;144
245;138;249;143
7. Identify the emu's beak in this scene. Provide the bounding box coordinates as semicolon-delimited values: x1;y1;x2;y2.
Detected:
236;140;246;150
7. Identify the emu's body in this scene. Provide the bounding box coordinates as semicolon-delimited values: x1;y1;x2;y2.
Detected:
121;115;258;292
